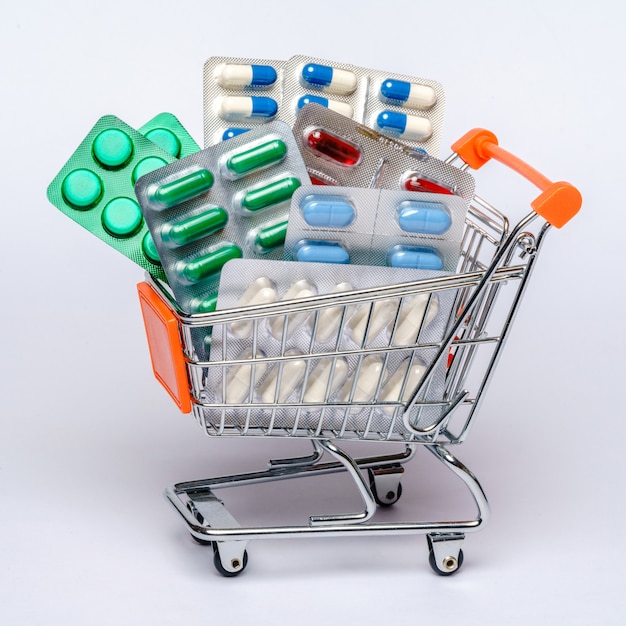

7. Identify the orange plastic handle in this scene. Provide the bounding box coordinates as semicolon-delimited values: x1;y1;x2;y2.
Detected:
137;281;192;413
451;128;581;228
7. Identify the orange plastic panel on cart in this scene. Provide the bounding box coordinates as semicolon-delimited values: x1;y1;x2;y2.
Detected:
452;128;581;228
137;282;192;413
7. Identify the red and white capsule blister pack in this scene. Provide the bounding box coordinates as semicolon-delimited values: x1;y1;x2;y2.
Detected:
283;185;468;272
205;258;454;436
203;57;287;146
281;55;445;155
133;120;310;314
293;103;476;197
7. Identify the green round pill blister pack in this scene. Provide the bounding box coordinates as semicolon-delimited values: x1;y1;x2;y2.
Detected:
47;115;182;281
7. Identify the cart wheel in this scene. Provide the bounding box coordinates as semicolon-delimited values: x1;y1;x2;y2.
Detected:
428;547;464;576
212;543;248;577
368;467;403;506
190;533;213;546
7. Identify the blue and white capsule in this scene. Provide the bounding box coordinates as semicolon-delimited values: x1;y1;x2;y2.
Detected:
296;95;353;119
217;96;278;122
215;63;278;89
387;245;443;270
300;63;358;95
379;79;437;111
375;110;432;141
222;127;250;141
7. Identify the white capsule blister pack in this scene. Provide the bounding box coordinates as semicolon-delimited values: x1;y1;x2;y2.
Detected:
134;121;310;314
284;185;467;272
293;103;476;195
281;55;445;154
203;57;287;146
204;258;456;439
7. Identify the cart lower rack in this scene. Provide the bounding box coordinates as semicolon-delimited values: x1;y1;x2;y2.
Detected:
139;128;580;576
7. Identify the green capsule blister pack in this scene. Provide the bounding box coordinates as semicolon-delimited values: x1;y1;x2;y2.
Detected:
138;112;201;159
47;115;184;280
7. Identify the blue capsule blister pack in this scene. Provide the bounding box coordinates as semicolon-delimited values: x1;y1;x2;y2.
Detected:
204;57;286;147
281;55;446;155
283;185;467;272
134;120;311;315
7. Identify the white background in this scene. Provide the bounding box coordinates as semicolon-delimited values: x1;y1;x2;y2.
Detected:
2;1;624;624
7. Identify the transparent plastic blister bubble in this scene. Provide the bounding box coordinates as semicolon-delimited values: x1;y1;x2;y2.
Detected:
203;57;286;147
134;121;311;314
138;112;201;159
205;259;455;437
293;103;476;198
46;115;179;281
281;55;445;155
284;185;468;272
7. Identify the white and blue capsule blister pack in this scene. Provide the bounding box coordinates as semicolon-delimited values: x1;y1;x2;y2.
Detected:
284;185;468;272
134;120;310;315
203;55;445;155
204;258;455;437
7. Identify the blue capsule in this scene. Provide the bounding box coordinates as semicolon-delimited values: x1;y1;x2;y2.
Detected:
396;201;451;235
293;240;350;264
387;246;443;270
301;195;356;228
300;63;358;95
250;64;278;87
222;127;250;141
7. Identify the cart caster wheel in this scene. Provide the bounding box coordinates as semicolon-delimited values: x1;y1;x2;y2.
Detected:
190;534;213;546
368;467;403;506
212;543;248;577
428;547;464;576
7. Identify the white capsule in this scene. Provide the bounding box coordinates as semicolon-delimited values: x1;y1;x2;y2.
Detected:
224;349;267;404
349;298;400;346
310;282;354;343
391;294;439;346
303;358;349;403
379;358;427;414
259;351;307;403
338;356;384;403
229;277;277;339
269;279;317;340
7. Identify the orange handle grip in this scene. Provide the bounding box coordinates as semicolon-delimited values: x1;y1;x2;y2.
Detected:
451;128;581;228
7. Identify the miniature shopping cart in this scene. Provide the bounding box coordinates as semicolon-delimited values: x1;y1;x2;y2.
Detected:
137;128;581;577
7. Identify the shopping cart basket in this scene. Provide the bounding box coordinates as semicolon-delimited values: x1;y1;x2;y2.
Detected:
137;128;581;576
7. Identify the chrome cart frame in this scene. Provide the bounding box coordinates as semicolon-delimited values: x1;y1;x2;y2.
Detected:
138;128;580;576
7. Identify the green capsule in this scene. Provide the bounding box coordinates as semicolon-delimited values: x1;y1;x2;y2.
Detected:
192;294;218;314
226;139;287;176
241;176;301;212
254;219;288;252
180;244;242;283
161;206;228;247
151;168;214;208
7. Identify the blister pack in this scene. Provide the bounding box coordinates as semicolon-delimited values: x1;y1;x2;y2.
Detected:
284;185;467;271
203;57;286;147
281;55;445;154
293;103;475;197
134;121;311;314
205;258;455;436
138;112;201;159
47;115;178;280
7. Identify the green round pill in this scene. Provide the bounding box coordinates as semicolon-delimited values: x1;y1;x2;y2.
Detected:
132;156;169;184
145;128;181;158
92;128;134;169
101;197;143;238
141;232;161;264
61;168;103;209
